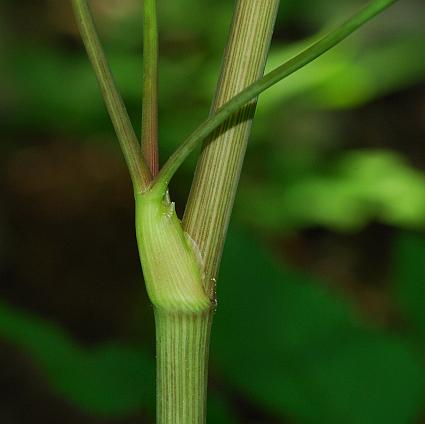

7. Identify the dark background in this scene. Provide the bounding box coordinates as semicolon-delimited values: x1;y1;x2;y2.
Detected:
1;0;425;422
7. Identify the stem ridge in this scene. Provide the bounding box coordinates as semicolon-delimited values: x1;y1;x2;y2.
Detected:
182;0;280;297
155;310;212;424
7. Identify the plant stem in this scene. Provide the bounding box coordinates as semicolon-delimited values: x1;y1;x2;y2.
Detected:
135;189;212;423
142;0;159;176
73;1;398;423
71;0;151;192
149;6;279;421
182;0;280;296
150;5;280;420
155;310;212;424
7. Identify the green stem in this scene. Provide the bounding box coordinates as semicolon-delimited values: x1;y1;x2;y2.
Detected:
155;310;212;424
134;189;212;423
142;0;159;176
71;0;151;192
186;0;280;298
151;0;397;200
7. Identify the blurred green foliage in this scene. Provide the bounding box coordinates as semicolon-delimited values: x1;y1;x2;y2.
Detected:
393;233;425;343
0;302;155;417
261;34;425;110
214;230;425;423
240;150;425;231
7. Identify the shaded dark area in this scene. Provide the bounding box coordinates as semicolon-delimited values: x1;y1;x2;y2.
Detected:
1;0;425;423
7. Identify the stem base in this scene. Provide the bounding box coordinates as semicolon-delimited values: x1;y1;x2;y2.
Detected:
155;309;213;424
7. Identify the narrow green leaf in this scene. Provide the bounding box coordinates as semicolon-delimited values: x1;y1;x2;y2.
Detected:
152;0;398;196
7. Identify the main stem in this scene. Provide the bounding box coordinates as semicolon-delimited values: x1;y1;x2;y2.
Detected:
155;310;212;424
153;2;279;423
134;189;212;424
148;4;279;421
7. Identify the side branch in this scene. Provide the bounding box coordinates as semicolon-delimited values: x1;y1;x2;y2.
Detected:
71;0;151;192
150;0;397;198
142;0;160;176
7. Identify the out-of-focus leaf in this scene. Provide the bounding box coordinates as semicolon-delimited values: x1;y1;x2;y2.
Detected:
2;47;106;132
208;392;239;424
239;150;425;232
310;37;425;109
259;35;425;113
392;232;425;341
212;230;425;423
0;302;155;417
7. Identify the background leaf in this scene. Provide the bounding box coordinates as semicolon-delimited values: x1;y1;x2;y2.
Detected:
213;230;425;423
0;302;155;417
392;231;425;341
239;150;425;232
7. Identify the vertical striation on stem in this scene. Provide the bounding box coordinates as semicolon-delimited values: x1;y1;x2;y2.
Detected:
183;0;280;297
134;189;212;423
155;311;212;424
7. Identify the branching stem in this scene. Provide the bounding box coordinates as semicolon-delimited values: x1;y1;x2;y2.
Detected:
71;1;399;423
151;0;397;198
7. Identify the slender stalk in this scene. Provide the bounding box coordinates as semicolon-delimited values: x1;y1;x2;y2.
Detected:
155;311;212;424
152;0;397;202
142;0;159;176
71;0;151;192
